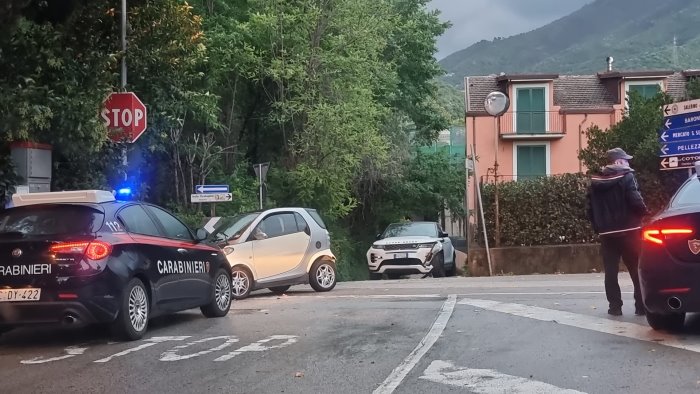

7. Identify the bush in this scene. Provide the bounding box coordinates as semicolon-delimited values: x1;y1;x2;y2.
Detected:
478;173;597;247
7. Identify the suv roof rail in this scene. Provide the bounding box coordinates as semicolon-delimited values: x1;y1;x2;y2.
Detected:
12;190;116;207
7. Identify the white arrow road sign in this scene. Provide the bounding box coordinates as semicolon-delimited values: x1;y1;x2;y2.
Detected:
196;185;229;194
660;130;669;142
664;118;672;129
660;144;669;155
664;99;700;117
420;360;587;394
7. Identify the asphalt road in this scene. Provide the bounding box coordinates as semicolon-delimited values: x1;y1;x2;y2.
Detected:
3;273;700;394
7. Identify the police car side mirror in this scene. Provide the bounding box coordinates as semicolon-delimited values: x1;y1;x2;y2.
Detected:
195;228;208;242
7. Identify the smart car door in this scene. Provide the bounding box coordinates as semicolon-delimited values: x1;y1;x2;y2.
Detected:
250;212;310;281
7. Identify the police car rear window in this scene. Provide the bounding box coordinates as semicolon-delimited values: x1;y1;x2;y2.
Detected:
0;205;104;236
670;179;700;207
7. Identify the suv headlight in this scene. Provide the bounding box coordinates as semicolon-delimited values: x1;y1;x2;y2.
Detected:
372;244;385;250
418;242;437;249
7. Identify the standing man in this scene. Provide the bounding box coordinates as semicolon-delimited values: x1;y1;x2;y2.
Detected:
586;148;648;316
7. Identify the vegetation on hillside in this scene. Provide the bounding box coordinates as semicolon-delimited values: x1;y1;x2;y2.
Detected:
440;0;700;85
0;0;465;280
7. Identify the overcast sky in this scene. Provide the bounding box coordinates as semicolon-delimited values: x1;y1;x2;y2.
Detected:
428;0;595;60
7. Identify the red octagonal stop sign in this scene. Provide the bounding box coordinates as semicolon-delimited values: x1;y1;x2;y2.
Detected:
101;92;148;143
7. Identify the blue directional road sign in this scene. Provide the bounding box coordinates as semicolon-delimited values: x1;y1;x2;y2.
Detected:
195;184;230;194
659;99;700;169
659;140;700;157
658;123;700;143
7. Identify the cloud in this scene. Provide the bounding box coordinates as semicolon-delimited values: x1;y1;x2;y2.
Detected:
428;0;595;60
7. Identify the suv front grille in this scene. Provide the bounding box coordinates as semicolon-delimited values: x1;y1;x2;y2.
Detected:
384;244;419;251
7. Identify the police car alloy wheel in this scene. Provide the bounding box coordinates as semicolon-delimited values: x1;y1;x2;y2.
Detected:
112;278;149;341
201;269;232;317
309;260;336;292
231;266;252;300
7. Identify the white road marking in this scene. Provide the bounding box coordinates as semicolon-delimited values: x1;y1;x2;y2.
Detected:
285;294;443;299
372;294;457;394
94;336;190;363
455;291;631;296
160;336;239;361
21;346;88;365
214;335;299;362
459;299;700;353
420;360;587;393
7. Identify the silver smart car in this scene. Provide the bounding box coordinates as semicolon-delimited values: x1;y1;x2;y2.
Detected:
208;208;337;299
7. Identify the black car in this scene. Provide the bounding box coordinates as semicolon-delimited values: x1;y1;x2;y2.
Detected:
0;190;232;340
639;163;700;331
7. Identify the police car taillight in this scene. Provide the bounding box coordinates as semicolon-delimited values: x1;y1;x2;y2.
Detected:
643;228;693;245
50;241;113;260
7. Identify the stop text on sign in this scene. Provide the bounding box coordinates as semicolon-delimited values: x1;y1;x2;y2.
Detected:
101;92;148;144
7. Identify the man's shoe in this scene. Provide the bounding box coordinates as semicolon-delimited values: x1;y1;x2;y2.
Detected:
608;307;622;316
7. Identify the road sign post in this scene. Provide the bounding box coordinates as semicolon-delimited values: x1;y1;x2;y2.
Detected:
253;163;270;210
659;100;700;176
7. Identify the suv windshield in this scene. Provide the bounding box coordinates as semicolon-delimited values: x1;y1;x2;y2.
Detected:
381;222;438;238
208;213;260;242
0;205;104;236
670;177;700;207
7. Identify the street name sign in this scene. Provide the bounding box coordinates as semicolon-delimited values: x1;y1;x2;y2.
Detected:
659;99;700;170
190;193;233;203
195;185;230;194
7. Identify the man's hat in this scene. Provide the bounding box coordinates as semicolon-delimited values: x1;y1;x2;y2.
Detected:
606;147;633;161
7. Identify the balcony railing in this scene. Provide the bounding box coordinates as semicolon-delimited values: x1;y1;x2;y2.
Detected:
497;111;564;139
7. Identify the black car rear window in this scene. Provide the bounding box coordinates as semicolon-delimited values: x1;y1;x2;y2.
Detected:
0;205;105;236
670;178;700;207
305;209;327;229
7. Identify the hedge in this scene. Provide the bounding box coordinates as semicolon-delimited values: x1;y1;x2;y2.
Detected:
477;173;597;247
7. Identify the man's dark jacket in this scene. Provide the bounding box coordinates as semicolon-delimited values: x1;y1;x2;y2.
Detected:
586;164;648;236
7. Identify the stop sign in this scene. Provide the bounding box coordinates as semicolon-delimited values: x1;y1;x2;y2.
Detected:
101;92;148;143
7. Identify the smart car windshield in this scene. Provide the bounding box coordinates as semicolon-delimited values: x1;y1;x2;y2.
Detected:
209;213;260;242
381;222;438;238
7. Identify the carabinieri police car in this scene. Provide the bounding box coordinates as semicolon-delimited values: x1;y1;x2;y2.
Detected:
0;190;232;340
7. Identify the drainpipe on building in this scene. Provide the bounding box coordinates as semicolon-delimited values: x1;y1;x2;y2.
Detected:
578;114;588;173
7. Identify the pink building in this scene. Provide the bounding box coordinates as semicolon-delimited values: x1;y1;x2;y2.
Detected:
463;69;700;221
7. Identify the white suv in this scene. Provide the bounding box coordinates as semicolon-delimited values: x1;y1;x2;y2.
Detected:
366;221;456;279
208;208;337;299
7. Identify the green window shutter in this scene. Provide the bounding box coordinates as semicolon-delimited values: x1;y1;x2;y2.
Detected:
516;145;546;180
516;88;546;133
629;84;660;99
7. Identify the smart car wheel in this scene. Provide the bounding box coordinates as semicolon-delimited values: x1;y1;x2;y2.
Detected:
309;260;337;292
201;269;232;318
231;266;253;300
112;278;149;341
269;285;291;295
646;311;685;331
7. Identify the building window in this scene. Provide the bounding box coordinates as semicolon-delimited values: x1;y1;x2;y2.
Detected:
515;87;546;133
628;83;661;100
515;144;548;181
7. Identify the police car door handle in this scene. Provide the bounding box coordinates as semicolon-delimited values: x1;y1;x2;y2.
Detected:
177;248;188;254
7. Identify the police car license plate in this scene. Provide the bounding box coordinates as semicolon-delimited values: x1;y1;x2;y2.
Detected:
0;288;41;302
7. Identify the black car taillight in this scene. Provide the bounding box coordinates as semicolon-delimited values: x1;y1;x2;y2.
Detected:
643;228;693;245
50;241;113;260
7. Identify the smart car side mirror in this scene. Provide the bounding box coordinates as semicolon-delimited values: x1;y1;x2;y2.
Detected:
376;233;382;240
195;228;208;242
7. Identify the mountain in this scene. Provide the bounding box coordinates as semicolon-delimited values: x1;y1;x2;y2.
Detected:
439;0;700;86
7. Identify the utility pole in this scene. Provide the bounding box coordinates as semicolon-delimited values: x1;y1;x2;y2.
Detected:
120;0;128;181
